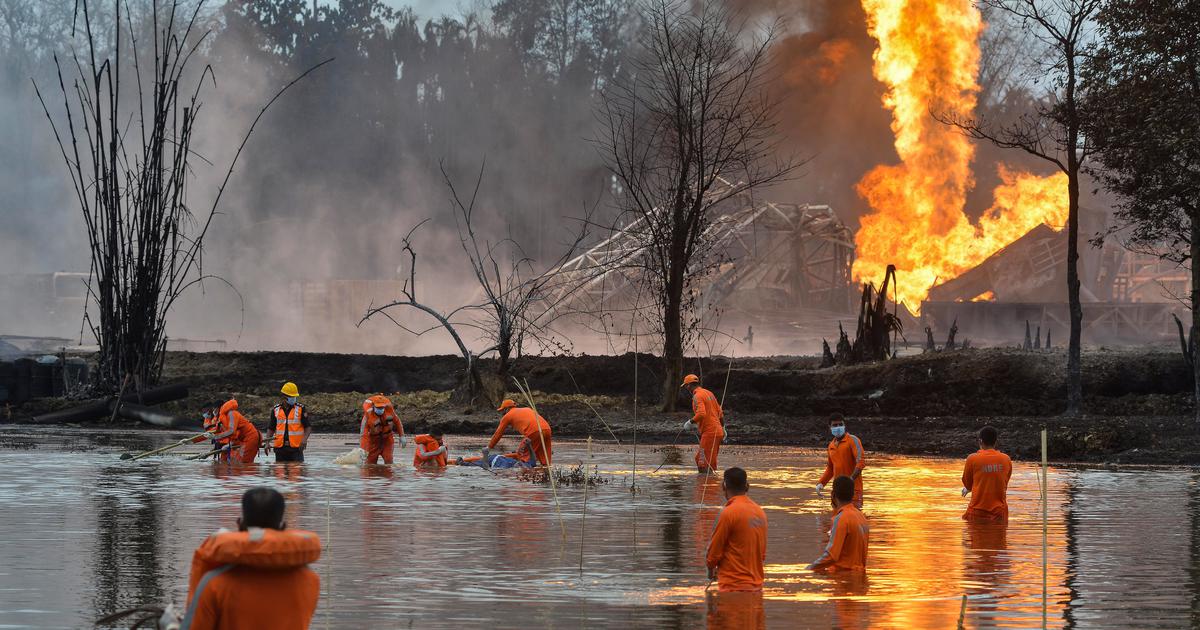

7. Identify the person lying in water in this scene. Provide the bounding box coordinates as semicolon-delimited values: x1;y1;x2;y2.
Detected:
457;438;536;469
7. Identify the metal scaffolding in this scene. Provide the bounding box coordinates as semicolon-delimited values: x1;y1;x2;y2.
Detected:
535;185;855;324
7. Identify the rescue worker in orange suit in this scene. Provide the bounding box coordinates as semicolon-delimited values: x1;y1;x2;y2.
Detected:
200;406;228;455
807;475;869;571
264;382;311;463
412;430;448;467
961;425;1013;521
488;399;552;466
359;394;407;465
706;467;768;592
682;374;725;473
816;413;865;508
206;399;260;464
178;487;320;630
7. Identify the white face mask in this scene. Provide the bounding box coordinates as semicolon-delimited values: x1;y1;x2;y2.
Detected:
373;407;385;416
287;396;298;405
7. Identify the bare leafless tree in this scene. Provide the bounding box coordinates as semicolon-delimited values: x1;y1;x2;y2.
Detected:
33;0;325;393
938;0;1099;415
361;162;591;408
595;0;799;411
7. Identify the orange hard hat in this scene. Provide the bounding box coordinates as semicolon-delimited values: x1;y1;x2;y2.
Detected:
368;394;391;408
497;399;517;411
681;374;700;386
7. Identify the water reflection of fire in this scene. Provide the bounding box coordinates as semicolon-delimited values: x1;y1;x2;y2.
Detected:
852;0;1067;311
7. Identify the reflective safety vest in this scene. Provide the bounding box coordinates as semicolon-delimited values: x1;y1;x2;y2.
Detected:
273;404;305;448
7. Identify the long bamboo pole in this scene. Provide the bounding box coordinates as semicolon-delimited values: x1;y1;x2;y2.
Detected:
1041;428;1048;629
579;435;592;575
632;328;639;550
513;378;566;541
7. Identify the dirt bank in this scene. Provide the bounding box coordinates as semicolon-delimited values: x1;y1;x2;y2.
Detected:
6;347;1198;466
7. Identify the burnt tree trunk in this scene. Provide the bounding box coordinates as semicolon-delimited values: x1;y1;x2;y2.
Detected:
661;260;686;412
1191;211;1200;424
1064;55;1085;416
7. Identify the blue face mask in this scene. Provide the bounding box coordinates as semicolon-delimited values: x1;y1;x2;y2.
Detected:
373;407;385;416
831;425;846;438
287;396;298;405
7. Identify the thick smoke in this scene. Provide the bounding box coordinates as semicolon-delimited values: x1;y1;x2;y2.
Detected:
0;0;1058;356
1;1;620;356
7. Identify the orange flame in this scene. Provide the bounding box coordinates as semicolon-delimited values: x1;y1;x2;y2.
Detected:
852;0;1067;310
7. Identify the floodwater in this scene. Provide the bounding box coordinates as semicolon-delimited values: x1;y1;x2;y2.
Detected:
0;428;1197;629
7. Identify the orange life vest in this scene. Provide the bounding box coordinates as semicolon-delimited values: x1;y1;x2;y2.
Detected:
186;528;321;606
273;404;305;448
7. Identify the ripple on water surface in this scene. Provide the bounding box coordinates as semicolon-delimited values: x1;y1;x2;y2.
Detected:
0;428;1196;628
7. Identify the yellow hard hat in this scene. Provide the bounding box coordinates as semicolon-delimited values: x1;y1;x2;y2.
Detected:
681;374;700;387
280;382;299;397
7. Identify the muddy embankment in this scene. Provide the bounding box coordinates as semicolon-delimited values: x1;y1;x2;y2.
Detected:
6;347;1199;466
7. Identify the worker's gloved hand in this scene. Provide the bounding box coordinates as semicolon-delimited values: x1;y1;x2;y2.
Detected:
814;483;824;495
201;432;215;441
683;419;694;431
432;445;447;456
220;444;232;453
961;487;970;498
399;435;410;448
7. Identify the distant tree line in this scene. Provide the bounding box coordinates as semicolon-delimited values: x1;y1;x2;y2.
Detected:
207;0;633;263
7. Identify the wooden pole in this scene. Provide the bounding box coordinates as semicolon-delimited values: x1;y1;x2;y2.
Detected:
632;328;639;550
579;435;592;575
1041;427;1048;629
957;594;967;629
513;378;566;541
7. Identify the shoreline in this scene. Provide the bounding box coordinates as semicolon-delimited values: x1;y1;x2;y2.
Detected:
5;346;1200;467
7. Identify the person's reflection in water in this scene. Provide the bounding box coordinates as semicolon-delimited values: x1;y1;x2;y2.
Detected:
494;485;550;569
272;462;308;509
964;520;1009;626
693;474;724;556
207;460;262;481
705;590;765;630
829;572;871;630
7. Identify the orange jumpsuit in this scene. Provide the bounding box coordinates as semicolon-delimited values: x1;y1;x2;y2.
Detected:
360;399;404;465
488;407;552;466
691;386;724;472
184;529;320;630
705;494;768;592
818;434;865;507
811;503;869;571
412;434;448;467
215;400;260;464
962;448;1013;521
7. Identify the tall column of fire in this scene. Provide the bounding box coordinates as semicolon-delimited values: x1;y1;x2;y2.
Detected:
853;0;1068;310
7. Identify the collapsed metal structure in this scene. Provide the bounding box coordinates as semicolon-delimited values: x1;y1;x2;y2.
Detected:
922;220;1189;343
536;184;856;333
